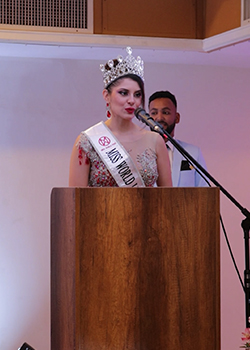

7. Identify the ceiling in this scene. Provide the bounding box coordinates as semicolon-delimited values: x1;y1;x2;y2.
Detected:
1;24;250;68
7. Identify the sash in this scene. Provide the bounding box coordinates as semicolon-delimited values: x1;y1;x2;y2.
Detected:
84;121;145;188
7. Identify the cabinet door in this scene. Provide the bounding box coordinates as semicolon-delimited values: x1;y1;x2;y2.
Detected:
99;0;199;39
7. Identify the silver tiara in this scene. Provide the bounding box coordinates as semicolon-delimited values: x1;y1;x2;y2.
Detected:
100;47;144;88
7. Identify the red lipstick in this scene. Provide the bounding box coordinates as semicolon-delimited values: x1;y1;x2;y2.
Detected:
125;108;135;114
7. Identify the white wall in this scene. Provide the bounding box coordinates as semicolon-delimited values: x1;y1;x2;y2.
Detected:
0;56;249;350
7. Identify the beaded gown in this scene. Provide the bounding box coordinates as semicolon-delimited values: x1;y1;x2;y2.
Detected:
77;129;159;187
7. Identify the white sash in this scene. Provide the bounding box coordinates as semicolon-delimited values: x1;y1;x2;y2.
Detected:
84;121;145;188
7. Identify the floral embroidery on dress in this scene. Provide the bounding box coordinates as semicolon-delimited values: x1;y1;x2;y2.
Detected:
77;133;117;187
77;133;158;187
136;149;158;187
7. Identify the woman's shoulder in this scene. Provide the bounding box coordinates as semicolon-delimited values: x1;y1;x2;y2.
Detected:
76;132;92;152
140;128;164;143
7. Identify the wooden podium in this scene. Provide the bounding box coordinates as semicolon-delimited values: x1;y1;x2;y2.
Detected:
51;187;220;350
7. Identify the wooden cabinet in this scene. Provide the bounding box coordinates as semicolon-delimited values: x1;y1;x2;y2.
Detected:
205;0;240;37
94;0;241;39
94;0;204;39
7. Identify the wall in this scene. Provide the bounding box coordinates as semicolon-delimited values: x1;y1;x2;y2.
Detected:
0;56;250;350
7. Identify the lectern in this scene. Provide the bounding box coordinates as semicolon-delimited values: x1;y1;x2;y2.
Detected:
51;187;220;350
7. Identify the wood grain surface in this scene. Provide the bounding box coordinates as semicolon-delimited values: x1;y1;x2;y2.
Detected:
51;187;220;350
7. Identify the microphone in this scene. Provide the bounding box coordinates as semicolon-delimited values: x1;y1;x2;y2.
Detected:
134;108;165;137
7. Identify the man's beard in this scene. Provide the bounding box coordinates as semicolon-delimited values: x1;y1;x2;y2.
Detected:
165;122;176;135
157;120;176;135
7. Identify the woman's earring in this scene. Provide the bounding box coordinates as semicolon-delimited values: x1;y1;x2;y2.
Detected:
106;103;111;118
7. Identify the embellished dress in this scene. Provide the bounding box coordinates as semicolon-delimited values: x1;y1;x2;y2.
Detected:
77;130;159;187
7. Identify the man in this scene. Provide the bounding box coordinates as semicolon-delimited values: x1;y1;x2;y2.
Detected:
148;90;209;187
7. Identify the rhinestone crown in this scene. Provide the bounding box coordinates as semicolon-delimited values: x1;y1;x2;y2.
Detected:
100;47;144;88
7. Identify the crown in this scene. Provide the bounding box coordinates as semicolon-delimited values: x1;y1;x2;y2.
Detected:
100;47;144;88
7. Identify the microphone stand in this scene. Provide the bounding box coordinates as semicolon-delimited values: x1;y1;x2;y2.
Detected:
148;120;250;327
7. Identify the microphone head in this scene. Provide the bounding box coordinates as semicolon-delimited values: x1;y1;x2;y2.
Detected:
134;108;166;137
134;107;145;117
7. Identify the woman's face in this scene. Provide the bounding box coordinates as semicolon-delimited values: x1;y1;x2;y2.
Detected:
103;78;142;120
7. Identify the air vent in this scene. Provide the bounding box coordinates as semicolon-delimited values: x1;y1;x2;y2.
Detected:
0;0;93;33
242;0;250;25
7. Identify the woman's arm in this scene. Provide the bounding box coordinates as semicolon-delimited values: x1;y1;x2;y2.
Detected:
69;134;90;187
155;134;172;187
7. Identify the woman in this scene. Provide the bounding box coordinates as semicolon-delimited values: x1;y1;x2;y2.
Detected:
69;47;172;188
